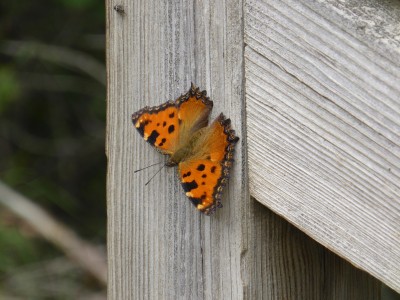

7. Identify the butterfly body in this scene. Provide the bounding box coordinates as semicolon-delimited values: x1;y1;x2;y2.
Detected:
166;128;204;166
132;83;238;215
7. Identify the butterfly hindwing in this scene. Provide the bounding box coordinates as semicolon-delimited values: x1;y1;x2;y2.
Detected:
132;84;213;155
178;113;239;215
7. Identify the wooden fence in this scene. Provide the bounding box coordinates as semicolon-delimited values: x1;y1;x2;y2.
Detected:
107;0;400;298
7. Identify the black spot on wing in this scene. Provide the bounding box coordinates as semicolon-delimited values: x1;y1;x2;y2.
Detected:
169;112;175;118
202;174;207;178
163;121;166;127
147;130;160;145
182;171;191;178
210;166;216;173
168;124;175;134
137;123;145;137
189;197;201;206
197;164;205;171
159;138;166;147
182;180;198;192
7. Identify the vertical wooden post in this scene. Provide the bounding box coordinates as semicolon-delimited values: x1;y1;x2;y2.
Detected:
106;0;255;298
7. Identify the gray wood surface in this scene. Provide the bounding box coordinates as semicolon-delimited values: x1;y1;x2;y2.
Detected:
245;0;400;293
252;201;380;300
107;0;387;298
106;1;255;299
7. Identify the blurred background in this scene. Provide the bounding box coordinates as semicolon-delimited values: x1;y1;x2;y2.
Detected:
0;0;106;299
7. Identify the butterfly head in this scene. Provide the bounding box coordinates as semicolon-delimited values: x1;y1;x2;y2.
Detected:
165;160;177;167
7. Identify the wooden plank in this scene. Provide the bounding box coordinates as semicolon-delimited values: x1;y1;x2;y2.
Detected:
252;201;380;299
106;0;259;299
245;0;400;292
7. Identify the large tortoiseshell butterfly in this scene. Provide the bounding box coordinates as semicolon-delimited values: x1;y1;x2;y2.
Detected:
132;83;239;215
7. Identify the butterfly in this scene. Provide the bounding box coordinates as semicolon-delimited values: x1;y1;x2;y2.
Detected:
132;83;239;215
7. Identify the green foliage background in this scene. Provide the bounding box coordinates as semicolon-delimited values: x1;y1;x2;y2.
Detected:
0;0;106;297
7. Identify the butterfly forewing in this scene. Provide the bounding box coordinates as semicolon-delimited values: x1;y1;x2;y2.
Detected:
132;104;179;154
132;84;213;155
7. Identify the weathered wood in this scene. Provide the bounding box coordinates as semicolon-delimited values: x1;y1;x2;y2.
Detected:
107;0;388;298
252;201;380;299
245;0;400;292
106;0;256;299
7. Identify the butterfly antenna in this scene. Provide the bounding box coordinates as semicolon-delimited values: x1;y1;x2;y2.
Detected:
134;161;163;173
145;165;165;186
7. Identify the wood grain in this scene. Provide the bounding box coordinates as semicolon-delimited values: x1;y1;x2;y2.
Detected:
107;0;387;298
252;200;380;299
245;0;400;292
106;0;255;298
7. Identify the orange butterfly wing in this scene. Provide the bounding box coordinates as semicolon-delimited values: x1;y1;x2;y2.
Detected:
132;84;239;215
132;84;213;155
178;113;239;215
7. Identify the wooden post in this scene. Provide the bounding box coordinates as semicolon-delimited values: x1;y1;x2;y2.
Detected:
106;1;254;298
107;0;383;298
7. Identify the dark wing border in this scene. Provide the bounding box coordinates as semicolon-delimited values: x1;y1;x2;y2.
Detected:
131;83;213;125
203;113;239;216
